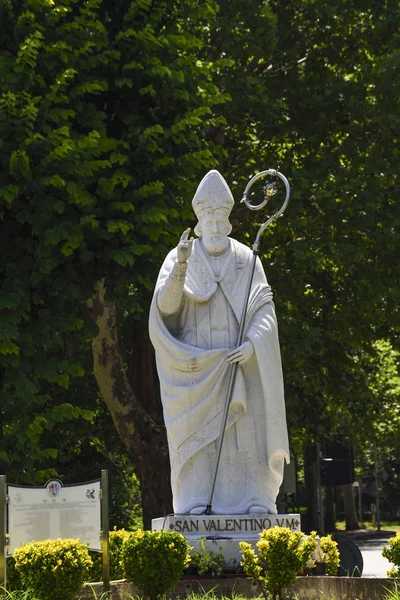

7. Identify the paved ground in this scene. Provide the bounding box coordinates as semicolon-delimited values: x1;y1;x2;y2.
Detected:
339;530;394;578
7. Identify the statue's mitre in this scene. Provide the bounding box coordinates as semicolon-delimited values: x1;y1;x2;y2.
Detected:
192;170;234;221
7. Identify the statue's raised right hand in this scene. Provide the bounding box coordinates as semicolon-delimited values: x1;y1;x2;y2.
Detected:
177;228;194;263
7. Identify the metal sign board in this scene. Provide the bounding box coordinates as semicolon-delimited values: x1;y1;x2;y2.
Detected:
8;479;101;554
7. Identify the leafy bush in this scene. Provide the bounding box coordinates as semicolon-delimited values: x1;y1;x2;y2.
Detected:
383;531;400;577
240;526;317;599
121;529;190;600
185;537;235;577
317;534;340;575
88;529;132;582
6;556;22;591
13;538;92;600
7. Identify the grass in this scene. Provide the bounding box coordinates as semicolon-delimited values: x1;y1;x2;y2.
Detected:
334;520;400;532
0;586;117;600
0;591;39;600
384;582;400;600
3;575;400;600
1;590;400;600
171;593;400;600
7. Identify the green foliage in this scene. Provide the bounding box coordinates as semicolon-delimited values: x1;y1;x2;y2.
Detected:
240;527;317;599
121;529;190;600
0;0;399;527
6;556;22;592
57;412;143;531
358;341;400;508
13;538;92;600
0;0;225;507
204;0;400;454
383;531;400;578
88;529;132;582
384;581;400;600
317;535;340;576
0;589;40;600
185;537;233;577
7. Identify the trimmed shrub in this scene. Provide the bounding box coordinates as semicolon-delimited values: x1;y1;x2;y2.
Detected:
240;526;317;600
121;529;190;600
383;531;400;577
13;538;92;600
318;534;340;575
88;528;132;582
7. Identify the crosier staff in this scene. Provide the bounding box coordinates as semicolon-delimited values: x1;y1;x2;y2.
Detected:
205;169;290;516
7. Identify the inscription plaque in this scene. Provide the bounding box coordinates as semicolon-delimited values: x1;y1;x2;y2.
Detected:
152;513;301;564
167;515;301;534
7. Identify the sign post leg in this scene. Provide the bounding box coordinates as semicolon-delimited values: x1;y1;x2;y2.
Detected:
0;476;6;597
101;470;110;596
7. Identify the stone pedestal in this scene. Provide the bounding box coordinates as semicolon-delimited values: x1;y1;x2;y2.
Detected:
152;513;301;564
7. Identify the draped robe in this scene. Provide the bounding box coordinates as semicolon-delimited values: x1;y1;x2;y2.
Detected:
149;238;289;514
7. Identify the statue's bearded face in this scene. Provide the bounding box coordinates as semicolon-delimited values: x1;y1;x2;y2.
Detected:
200;214;230;255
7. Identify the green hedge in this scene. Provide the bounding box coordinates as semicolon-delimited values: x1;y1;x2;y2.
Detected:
383;531;400;577
13;538;92;600
88;529;132;581
121;530;190;600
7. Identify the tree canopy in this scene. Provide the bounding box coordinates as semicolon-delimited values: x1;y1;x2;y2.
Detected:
0;0;399;525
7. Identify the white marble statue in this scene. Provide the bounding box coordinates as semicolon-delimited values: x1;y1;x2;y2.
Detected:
149;170;289;515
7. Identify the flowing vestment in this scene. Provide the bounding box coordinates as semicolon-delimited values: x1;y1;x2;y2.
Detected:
149;238;289;514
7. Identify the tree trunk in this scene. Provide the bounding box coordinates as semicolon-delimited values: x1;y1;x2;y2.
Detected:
304;443;323;533
122;315;163;425
88;281;172;529
324;485;336;532
342;483;359;530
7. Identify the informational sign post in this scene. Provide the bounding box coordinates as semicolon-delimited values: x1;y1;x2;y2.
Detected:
0;472;110;596
8;479;101;554
0;475;6;596
101;470;110;594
